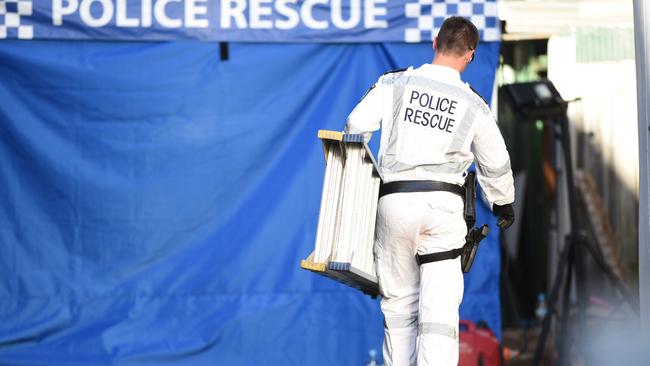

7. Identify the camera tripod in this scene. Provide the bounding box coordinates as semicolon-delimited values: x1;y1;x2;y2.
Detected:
529;111;639;366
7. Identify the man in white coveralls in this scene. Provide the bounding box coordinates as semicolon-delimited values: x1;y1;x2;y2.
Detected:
344;16;515;366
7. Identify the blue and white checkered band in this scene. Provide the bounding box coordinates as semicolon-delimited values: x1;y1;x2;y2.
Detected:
0;0;500;43
404;0;500;43
0;0;33;39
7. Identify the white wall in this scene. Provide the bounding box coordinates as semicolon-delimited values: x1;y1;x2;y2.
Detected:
548;28;639;277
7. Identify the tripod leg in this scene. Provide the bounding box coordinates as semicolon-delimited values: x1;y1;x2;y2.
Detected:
533;235;573;366
575;234;588;362
558;238;575;366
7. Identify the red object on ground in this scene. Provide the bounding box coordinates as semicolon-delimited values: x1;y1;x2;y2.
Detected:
459;320;501;366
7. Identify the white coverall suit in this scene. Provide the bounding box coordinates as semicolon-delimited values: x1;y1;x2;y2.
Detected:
345;64;515;366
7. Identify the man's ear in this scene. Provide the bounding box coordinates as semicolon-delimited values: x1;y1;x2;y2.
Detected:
433;37;437;51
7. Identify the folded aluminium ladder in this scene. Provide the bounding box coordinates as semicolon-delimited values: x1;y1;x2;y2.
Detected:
301;130;382;297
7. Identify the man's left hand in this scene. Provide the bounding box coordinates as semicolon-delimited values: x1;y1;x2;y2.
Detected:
493;203;515;230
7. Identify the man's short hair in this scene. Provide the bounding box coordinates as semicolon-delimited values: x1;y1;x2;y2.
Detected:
436;16;479;57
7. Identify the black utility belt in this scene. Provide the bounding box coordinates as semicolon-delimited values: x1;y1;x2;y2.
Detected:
378;180;464;200
378;174;486;273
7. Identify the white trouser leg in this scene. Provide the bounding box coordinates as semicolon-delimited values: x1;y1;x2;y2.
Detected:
375;192;465;366
417;193;466;366
417;258;464;366
376;194;420;366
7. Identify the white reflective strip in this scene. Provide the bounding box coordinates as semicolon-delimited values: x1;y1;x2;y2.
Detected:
419;160;472;174
381;75;491;116
418;322;458;340
381;83;404;173
392;84;406;123
448;104;476;152
382;157;410;173
385;315;418;329
383;84;405;162
477;159;512;178
383;157;473;175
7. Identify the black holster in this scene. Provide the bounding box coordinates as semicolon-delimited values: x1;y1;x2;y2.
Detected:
463;171;477;229
460;225;490;272
415;224;489;273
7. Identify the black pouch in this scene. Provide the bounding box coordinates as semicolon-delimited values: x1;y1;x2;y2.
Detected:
463;171;477;229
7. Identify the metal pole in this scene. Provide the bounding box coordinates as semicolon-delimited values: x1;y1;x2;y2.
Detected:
633;0;650;331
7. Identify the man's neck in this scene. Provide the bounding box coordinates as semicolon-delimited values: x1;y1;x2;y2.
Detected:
432;53;466;73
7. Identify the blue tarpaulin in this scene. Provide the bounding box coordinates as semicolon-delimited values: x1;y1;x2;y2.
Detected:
0;40;500;365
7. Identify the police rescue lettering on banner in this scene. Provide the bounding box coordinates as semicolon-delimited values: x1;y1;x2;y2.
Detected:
220;0;388;30
52;0;210;28
51;0;387;30
1;0;500;41
402;89;458;133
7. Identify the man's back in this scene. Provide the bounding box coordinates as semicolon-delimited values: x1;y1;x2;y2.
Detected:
346;63;514;206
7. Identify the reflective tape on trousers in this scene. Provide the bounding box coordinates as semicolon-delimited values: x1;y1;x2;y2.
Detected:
418;322;458;340
384;315;418;329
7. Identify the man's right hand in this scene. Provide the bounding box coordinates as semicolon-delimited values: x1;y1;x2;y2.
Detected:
493;203;515;230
